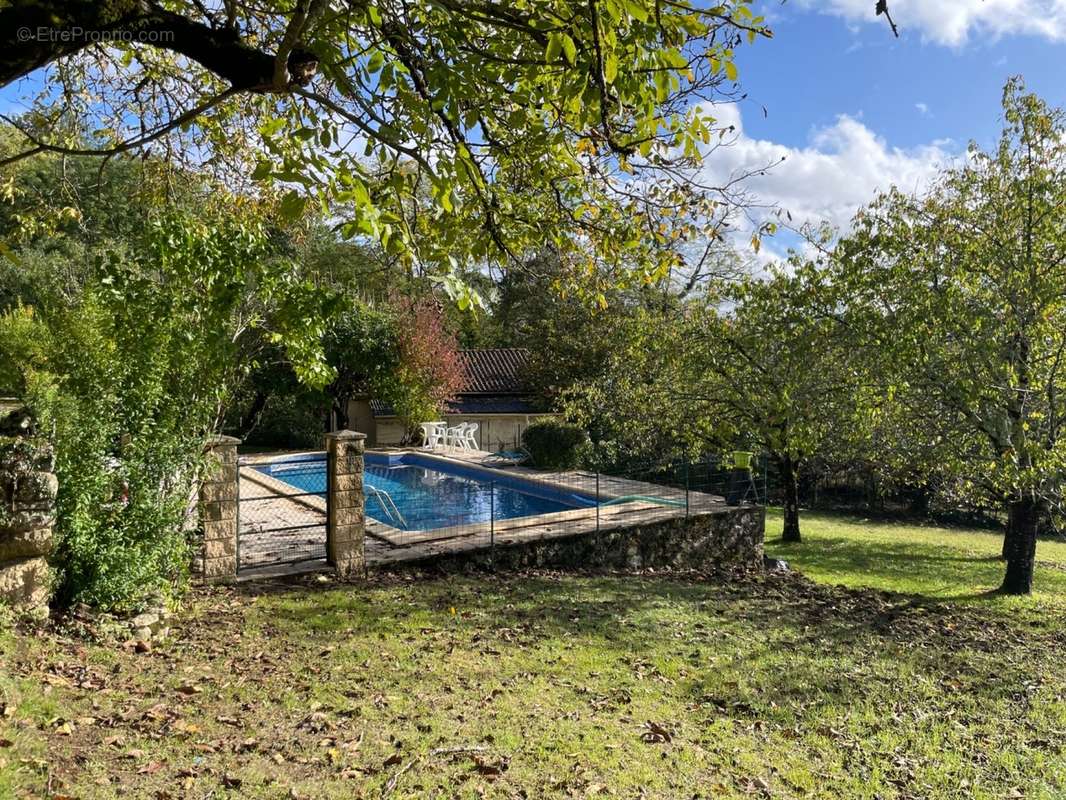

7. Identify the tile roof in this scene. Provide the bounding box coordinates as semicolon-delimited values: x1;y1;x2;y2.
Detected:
368;349;533;418
457;348;530;395
370;395;536;417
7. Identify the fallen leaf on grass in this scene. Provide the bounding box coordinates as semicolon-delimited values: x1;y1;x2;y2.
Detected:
640;721;673;744
383;753;403;767
472;755;509;779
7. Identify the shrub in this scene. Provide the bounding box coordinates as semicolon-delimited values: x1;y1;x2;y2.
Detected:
521;418;589;470
243;394;325;450
0;213;335;611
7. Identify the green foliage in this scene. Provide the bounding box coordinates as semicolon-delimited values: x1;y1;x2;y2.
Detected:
493;252;622;406
521;418;590;470
242;393;325;451
564;306;717;471
689;263;858;469
0;210;335;610
2;1;773;297
831;78;1066;591
0;293;201;610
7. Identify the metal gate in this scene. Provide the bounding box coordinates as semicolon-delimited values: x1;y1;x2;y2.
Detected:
236;453;330;571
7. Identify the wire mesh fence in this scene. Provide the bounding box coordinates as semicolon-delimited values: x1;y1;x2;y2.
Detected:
362;450;769;551
236;453;329;571
234;448;770;568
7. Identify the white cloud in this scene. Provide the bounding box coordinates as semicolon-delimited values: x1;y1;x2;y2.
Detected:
795;0;1066;46
915;102;930;116
699;103;956;236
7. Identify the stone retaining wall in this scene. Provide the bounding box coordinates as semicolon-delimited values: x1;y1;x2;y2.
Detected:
0;402;57;618
373;504;765;574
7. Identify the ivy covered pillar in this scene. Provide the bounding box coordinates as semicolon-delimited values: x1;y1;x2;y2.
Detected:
200;435;240;582
325;430;366;578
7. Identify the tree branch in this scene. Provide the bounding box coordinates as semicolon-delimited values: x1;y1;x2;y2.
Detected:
0;87;240;168
0;0;276;91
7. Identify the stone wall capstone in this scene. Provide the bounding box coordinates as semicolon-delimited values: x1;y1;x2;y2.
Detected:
0;402;57;618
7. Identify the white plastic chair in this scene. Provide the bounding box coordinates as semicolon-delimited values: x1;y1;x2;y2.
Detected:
459;422;479;450
445;423;468;449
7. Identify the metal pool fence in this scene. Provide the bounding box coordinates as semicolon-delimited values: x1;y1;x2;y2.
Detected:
365;453;770;552
236;453;330;571
230;450;770;570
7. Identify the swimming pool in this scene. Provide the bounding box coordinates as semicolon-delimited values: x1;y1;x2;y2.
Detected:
253;453;596;531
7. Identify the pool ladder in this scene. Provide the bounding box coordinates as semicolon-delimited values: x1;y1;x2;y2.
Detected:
367;486;408;529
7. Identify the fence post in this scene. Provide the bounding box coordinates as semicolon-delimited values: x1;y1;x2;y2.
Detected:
200;435;240;582
325;430;367;578
684;460;690;517
595;472;600;534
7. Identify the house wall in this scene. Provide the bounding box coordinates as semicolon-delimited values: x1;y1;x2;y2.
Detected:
347;400;376;444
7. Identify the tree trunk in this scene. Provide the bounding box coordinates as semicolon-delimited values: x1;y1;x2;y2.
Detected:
908;482;931;517
237;390;269;438
1001;496;1038;595
1001;503;1015;561
780;454;801;543
331;396;350;431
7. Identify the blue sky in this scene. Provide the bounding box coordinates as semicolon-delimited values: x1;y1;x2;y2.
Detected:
740;2;1066;152
687;0;1066;260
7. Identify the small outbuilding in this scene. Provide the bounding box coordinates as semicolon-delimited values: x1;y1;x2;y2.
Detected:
345;348;556;450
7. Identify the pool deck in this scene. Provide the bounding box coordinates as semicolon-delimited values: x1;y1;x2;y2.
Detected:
234;446;734;579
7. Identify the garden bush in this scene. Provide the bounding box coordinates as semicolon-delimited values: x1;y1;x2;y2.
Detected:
0;212;335;610
242;394;326;450
521;418;589;470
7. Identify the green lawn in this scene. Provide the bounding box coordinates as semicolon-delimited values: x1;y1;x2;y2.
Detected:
767;507;1066;615
2;512;1065;799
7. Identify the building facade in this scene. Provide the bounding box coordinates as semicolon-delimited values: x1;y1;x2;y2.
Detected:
345;348;557;450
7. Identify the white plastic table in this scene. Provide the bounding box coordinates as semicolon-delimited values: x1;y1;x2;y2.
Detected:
420;421;447;449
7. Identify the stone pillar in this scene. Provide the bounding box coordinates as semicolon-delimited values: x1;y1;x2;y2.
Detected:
0;403;56;619
200;435;240;582
325;430;366;578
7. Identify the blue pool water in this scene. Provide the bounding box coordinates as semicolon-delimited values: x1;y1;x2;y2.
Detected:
255;453;594;531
